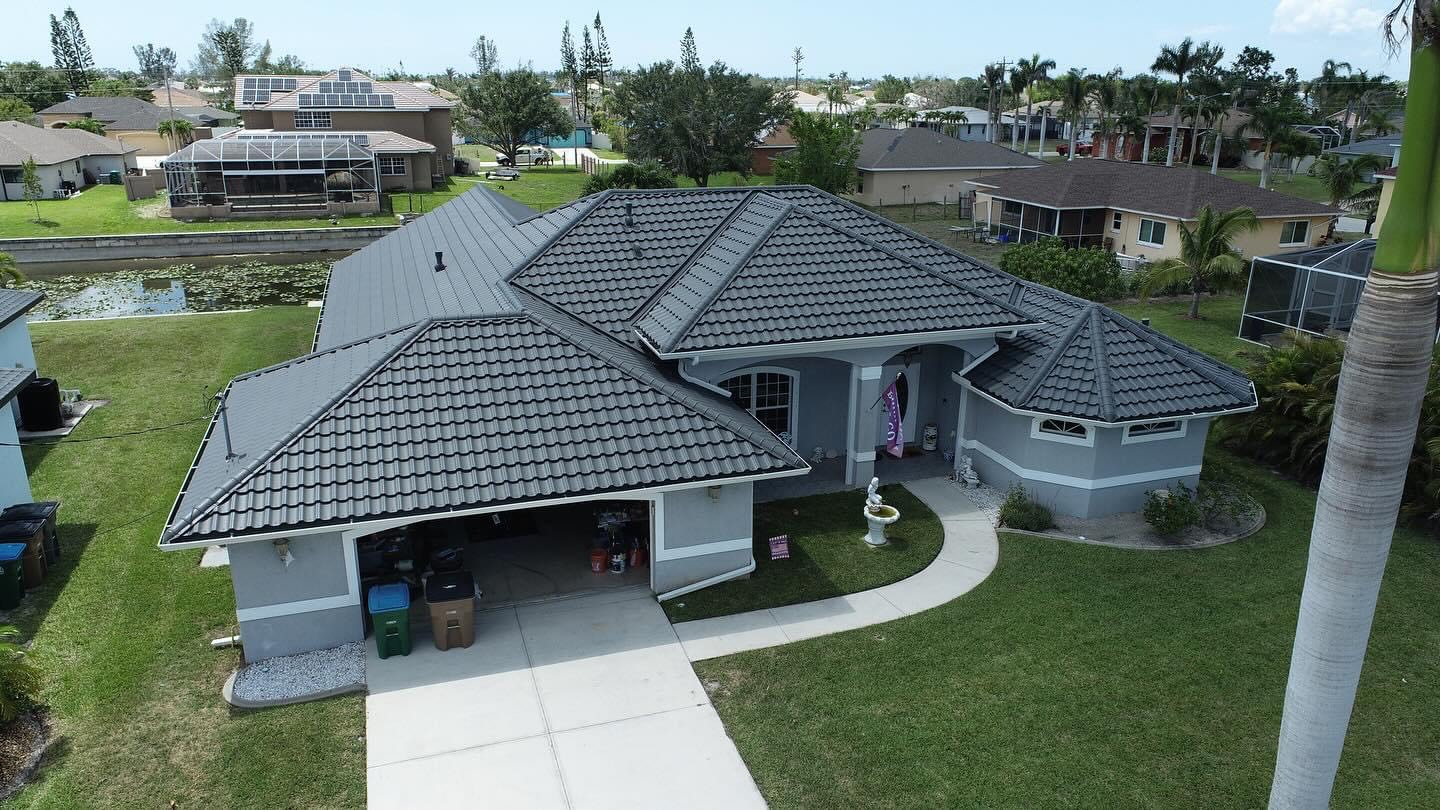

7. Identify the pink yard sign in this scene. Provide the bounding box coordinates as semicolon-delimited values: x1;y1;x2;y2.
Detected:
882;380;904;458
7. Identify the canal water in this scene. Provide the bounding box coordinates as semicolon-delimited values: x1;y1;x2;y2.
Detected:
17;251;351;321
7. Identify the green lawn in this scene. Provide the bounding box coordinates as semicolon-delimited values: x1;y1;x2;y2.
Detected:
3;308;363;808
0;185;383;239
662;486;943;623
1209;167;1335;205
455;143;499;163
697;448;1440;807
589;147;627;161
867;203;1011;266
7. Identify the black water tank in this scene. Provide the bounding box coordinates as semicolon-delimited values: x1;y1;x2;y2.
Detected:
19;378;62;431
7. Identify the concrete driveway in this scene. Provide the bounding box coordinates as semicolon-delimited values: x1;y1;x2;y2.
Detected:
366;587;764;809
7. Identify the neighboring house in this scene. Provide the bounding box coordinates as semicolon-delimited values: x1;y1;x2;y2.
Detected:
0;290;45;508
1107;111;1336;174
751;124;796;175
36;96;238;155
158;183;1255;661
145;80;215;108
969;159;1341;257
999;101;1069;146
1328;108;1404;136
908;106;994;142
853;127;1044;207
792;90;860;116
1324;136;1402;182
1240;238;1391;343
0;121;138;200
231;67;455;185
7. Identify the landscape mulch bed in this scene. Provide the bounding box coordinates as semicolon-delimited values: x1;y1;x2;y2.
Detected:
0;712;50;801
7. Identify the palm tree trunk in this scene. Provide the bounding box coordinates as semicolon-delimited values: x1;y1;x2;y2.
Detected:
1188;288;1201;318
1038;109;1048;157
1260;149;1272;189
1268;269;1438;807
1211;115;1225;175
1166;103;1180;167
1024;99;1033;156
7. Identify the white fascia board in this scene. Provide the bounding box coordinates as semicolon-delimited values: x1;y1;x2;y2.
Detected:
654;325;1039;363
953;376;1258;429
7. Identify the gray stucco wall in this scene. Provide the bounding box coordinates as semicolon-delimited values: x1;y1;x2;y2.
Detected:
654;547;753;594
238;604;363;663
653;482;756;594
229;532;350;610
960;392;1213;518
694;357;851;457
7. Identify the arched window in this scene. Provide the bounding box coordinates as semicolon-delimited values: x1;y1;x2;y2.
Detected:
719;369;797;443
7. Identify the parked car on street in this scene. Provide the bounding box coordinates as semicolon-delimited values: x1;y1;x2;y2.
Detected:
497;146;553;167
1056;141;1093;157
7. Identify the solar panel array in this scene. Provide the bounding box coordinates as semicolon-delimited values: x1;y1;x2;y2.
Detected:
317;80;373;94
297;93;395;108
240;77;298;105
337;69;352;82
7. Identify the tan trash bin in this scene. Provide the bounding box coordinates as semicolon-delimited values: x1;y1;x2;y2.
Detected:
426;571;476;651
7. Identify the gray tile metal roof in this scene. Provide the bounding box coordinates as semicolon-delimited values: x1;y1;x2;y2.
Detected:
0;367;36;408
968;158;1342;219
857;127;1045;170
632;192;1038;354
161;311;806;545
0;289;44;329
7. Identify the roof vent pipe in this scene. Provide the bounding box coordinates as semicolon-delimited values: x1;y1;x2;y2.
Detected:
624;203;634;229
434;251;445;272
1141;318;1151;326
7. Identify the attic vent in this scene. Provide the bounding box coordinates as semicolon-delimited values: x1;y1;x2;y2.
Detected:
624;203;634;229
434;251;446;272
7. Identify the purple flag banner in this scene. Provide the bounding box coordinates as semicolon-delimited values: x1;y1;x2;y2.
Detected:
882;380;904;458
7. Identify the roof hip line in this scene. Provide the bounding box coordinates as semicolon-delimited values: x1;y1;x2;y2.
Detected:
1090;307;1117;422
1014;303;1098;407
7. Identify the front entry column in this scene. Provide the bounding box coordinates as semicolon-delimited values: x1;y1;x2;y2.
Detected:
845;365;883;487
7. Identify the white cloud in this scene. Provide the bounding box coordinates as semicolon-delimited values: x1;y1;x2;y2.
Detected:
1271;0;1387;35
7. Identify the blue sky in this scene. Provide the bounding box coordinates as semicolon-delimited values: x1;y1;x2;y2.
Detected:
8;0;1411;80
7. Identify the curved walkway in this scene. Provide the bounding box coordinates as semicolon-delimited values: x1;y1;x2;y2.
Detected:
674;477;999;661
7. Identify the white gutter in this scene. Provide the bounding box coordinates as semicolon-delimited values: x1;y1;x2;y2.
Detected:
953;376;1259;428
655;324;1039;363
656;558;756;602
677;357;732;397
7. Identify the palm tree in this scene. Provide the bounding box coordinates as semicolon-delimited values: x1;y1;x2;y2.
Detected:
157;118;193;151
63;118;105;135
852;103;877;131
1364;108;1396;137
982;63;1005;143
1137;205;1259;318
1243;102;1300;189
0;625;41;724
1007;67;1029;151
1269;3;1440;805
0;253;24;289
1055;69;1092;161
1151;38;1216;166
1090;71;1120;159
1312;58;1353;119
1015;53;1056;156
1114;111;1147;161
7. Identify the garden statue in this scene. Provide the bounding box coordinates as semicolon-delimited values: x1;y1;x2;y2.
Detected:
956;455;979;488
863;477;900;546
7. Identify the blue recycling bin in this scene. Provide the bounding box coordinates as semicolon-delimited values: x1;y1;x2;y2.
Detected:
367;583;412;659
0;543;25;609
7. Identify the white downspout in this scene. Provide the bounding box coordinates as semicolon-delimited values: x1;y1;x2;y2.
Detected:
656;558;756;602
678;357;730;397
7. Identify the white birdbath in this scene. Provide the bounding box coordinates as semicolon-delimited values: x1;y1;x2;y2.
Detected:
863;504;900;546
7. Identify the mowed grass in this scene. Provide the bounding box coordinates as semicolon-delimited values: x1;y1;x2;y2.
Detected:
697;449;1440;807
662;486;943;623
0;184;382;238
1211;166;1336;205
2;308;364;809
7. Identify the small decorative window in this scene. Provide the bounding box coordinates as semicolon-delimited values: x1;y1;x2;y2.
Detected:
378;155;407;176
1280;220;1310;245
1111;211;1122;232
1138;218;1167;246
1122;419;1187;444
1032;417;1093;446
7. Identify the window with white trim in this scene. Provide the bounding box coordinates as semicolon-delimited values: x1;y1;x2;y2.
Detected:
1280;220;1309;245
1038;419;1087;438
378;155;407;176
720;370;795;443
1137;218;1167;247
1130;420;1179;436
1111;211;1122;232
1031;417;1094;446
293;110;331;129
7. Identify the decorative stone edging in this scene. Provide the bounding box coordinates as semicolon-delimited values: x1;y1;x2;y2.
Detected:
1001;502;1268;551
222;670;368;709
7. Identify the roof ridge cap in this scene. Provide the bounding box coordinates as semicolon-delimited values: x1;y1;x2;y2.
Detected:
161;319;432;544
1014;303;1098;407
1090;307;1117;422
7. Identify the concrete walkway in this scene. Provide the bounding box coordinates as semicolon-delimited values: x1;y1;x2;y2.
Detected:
366;587;764;809
674;477;998;661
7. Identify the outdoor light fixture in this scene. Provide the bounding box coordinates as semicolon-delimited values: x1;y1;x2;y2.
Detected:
707;485;722;501
274;539;294;567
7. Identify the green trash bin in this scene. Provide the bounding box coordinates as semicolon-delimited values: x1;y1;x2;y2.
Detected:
367;583;411;659
0;543;25;610
108;170;122;185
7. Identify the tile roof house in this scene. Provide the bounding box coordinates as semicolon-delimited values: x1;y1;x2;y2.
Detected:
967;159;1342;259
0;289;46;510
160;183;1255;662
0;121;138;201
852;127;1043;207
36;96;239;156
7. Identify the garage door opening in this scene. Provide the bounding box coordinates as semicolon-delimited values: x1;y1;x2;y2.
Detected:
355;499;653;615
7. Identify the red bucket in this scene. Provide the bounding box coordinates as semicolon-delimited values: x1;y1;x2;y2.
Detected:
589;549;606;573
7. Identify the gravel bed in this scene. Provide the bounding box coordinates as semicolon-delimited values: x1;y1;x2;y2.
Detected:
957;482;1004;524
230;641;365;704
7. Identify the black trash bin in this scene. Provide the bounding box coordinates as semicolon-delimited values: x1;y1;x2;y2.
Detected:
1;502;60;563
19;378;63;431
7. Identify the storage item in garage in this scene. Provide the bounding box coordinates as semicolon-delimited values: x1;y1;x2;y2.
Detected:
0;543;24;609
19;378;63;432
1;502;61;563
589;548;606;573
0;520;47;588
367;583;412;659
425;571;476;651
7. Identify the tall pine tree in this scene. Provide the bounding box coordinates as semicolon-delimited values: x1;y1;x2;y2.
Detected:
560;22;578;121
50;7;95;94
579;26;596;120
593;14;612;93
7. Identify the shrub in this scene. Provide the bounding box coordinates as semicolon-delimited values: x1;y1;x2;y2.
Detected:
1144;482;1202;536
582;159;677;194
999;237;1127;302
0;625;41;724
1148;146;1170;164
999;484;1053;531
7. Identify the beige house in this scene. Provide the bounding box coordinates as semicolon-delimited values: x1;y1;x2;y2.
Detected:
231;68;455;189
852;127;1043;207
37;96;237;156
967;159;1341;261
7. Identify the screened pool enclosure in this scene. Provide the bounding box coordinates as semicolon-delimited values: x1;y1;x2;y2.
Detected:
164;136;380;215
1238;240;1438;343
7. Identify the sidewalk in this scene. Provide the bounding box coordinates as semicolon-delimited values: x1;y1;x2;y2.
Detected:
673;477;998;661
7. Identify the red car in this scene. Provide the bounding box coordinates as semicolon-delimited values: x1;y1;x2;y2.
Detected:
1056;142;1093;157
